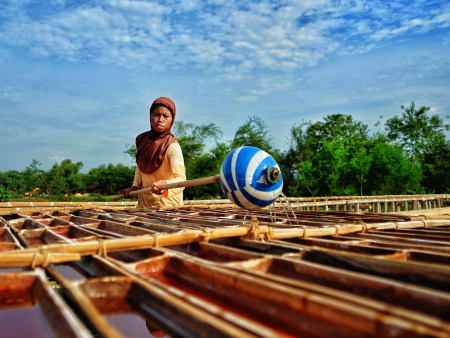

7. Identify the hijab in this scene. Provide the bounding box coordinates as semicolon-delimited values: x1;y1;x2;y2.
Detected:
135;97;178;174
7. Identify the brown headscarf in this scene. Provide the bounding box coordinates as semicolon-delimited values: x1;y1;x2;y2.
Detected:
135;97;178;174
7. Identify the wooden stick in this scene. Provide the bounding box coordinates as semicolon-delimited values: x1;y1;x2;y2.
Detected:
113;174;221;201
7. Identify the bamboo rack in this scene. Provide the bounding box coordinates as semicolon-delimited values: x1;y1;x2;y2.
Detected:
2;202;450;337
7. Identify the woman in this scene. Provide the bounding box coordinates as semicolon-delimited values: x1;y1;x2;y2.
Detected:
124;97;186;207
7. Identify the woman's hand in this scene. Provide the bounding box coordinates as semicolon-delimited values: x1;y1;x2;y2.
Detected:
124;186;139;201
152;180;167;195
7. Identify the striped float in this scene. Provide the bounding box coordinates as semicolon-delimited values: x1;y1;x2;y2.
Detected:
219;146;283;209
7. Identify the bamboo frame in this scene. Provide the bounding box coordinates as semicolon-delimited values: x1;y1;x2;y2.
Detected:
3;193;449;214
2;216;450;267
2;204;450;337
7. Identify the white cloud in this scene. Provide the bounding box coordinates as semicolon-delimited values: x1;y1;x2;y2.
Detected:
48;155;65;164
1;0;448;81
236;95;257;102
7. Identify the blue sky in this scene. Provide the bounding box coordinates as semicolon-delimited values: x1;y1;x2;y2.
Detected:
1;0;449;173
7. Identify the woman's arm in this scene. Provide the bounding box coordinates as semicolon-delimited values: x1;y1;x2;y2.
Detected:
132;165;143;188
153;143;186;197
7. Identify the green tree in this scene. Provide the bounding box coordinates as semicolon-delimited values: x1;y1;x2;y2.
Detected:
295;160;316;196
173;122;223;177
318;140;355;196
289;114;371;196
230;116;274;153
0;184;12;202
307;114;369;153
422;140;450;193
185;142;230;200
47;166;67;196
0;170;26;195
366;140;423;195
21;159;46;195
384;102;450;194
46;159;84;196
350;147;372;196
88;163;135;194
295;140;355;196
385;102;449;164
309;114;370;195
123;143;137;161
280;121;312;195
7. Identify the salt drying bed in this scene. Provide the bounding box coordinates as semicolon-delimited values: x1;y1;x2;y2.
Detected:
1;205;450;337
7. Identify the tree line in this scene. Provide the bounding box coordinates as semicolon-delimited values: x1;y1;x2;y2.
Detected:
1;102;449;202
0;159;136;201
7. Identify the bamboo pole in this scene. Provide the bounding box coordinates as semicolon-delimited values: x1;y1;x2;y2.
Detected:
3;218;450;268
393;207;450;217
113;175;221;201
0;252;81;268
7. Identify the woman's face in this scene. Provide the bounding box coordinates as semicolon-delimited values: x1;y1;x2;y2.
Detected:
151;105;173;133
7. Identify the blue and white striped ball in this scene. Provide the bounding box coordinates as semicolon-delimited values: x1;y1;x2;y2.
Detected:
220;146;283;210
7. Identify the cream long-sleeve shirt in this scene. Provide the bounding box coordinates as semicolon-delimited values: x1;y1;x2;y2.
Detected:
133;142;186;208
